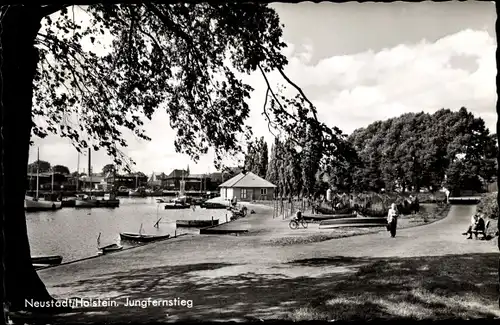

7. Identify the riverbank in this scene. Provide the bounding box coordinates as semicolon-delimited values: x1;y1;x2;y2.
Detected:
13;204;498;323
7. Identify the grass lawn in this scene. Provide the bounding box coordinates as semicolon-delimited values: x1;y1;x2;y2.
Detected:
285;253;500;321
266;204;453;247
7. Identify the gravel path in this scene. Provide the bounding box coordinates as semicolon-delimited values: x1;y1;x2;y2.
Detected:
32;203;498;322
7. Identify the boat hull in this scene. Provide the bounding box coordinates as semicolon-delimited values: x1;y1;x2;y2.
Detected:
25;198;62;211
98;244;123;255
120;232;170;242
199;202;228;209
31;255;63;265
61;199;76;207
176;219;219;227
164;204;191;210
303;213;357;221
75;199;120;208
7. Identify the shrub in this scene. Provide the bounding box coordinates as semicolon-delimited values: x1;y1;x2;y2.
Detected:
476;192;498;219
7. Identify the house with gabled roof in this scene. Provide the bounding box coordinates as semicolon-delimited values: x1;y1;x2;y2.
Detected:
218;171;276;201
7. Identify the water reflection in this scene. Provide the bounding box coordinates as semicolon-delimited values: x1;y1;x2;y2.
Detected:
27;197;231;262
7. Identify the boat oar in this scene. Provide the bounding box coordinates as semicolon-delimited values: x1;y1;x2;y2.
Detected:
97;232;101;248
154;217;162;228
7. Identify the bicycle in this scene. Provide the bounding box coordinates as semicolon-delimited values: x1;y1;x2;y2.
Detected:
289;218;308;229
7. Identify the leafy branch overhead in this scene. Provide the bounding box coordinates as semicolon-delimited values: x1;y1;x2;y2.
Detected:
31;3;350;170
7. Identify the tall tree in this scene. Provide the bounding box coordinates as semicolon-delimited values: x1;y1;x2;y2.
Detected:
257;137;269;178
27;159;51;173
244;137;269;178
1;3;351;310
301;123;322;196
52;164;70;174
266;138;279;184
102;163;116;175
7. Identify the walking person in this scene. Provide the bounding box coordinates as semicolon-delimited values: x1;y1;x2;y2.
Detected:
387;203;399;238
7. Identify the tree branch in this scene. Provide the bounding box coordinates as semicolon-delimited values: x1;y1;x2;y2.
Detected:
262;87;278;139
38;5;68;18
257;63;297;123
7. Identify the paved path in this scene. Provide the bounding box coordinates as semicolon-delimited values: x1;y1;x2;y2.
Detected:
32;204;498;322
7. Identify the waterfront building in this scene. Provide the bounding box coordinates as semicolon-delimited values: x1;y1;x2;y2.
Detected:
218;171;276;201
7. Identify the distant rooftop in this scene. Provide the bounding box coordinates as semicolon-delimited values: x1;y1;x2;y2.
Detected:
219;172;276;188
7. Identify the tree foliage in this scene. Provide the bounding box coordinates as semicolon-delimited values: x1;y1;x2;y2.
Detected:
102;163;116;175
347;107;497;194
52;164;70;174
27;159;51;173
30;3;298;170
244;136;268;178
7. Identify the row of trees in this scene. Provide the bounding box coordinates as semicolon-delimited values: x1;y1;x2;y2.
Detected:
26;161;150;178
346;107;497;195
243;137;269;178
245;107;497;198
27;160;70;174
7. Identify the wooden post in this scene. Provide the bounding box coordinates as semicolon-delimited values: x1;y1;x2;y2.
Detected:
211;216;214;226
175;229;177;238
226;214;228;223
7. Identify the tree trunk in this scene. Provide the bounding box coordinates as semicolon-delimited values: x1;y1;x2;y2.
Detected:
497;67;500;308
1;6;53;310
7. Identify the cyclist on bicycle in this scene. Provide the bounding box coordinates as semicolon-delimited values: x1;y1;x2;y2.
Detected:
295;210;303;221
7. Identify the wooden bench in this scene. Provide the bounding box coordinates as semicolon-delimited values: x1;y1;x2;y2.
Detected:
473;220;490;239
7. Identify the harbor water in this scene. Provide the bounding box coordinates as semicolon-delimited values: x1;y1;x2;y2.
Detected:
26;197;231;263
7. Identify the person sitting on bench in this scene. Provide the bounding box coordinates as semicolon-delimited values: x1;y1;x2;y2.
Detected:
464;214;485;239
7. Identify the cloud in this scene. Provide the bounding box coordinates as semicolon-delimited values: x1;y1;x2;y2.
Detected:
253;28;496;134
31;26;496;175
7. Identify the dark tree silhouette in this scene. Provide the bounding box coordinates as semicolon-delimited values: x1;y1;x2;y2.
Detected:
0;3;352;311
52;164;70;174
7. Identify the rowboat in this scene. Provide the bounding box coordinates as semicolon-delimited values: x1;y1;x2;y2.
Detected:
314;206;353;215
31;255;63;265
318;217;387;229
98;243;123;255
199;202;228;209
97;232;123;255
176;219;219;228
303;213;357;221
164;203;191;210
120;232;171;242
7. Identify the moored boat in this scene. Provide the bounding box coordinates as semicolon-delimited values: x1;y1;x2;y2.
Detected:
200;202;228;209
31;255;63;265
25;196;62;211
98;243;123;255
120;232;171;242
25;148;62;212
129;186;146;197
61;198;76;207
74;194;99;207
303;213;357;221
164;203;191;210
74;193;120;208
176;219;219;227
97;232;123;255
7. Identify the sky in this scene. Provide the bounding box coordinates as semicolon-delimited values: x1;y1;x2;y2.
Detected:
30;1;497;176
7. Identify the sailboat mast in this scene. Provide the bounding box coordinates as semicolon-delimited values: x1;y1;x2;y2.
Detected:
36;148;40;199
76;153;80;192
88;148;92;195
